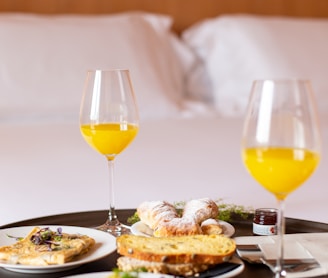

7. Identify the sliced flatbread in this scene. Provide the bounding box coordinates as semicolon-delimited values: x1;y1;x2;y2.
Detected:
117;256;213;276
0;226;95;265
116;234;236;265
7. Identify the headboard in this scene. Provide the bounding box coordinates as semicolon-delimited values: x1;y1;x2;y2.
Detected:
1;0;328;33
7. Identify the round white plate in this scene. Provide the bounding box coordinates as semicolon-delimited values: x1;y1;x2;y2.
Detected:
0;225;116;274
63;257;244;278
63;271;174;278
131;220;235;237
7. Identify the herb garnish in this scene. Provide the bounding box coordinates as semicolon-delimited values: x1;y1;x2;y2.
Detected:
6;234;24;241
30;227;63;251
110;268;147;278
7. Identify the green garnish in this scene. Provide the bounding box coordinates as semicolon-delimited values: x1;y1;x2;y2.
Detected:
216;199;254;222
127;212;140;225
127;199;254;224
110;268;147;278
6;234;24;241
30;227;63;251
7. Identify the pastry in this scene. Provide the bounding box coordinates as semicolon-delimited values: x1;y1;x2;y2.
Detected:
137;198;220;237
137;200;179;230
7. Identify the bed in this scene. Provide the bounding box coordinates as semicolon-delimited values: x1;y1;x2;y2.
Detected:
1;0;328;226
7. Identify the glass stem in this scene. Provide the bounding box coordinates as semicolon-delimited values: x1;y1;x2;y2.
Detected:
107;159;118;222
275;198;286;278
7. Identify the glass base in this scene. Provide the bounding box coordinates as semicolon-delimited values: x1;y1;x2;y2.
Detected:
95;219;131;237
274;270;287;278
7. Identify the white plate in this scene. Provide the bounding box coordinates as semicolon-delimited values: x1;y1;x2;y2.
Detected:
0;225;116;274
63;271;173;278
63;257;244;278
131;220;235;237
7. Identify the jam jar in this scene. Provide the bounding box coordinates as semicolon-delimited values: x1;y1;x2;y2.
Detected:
253;208;277;235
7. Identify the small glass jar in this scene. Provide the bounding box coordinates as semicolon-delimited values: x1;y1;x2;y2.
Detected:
253;208;277;235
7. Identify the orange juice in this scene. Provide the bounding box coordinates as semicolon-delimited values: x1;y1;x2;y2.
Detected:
81;123;138;160
242;147;320;200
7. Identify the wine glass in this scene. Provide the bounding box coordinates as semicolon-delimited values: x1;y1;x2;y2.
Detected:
241;79;321;277
80;69;139;236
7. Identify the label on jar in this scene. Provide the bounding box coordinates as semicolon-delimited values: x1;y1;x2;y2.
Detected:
253;223;276;235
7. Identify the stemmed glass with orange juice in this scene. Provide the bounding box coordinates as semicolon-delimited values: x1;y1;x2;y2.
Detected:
241;79;321;277
80;69;139;236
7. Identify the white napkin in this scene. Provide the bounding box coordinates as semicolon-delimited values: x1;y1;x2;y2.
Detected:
235;233;328;278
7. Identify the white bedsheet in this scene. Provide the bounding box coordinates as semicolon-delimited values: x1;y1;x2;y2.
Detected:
1;115;327;226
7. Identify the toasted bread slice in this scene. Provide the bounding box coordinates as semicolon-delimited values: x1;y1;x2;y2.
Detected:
116;234;236;265
0;227;95;265
117;256;213;276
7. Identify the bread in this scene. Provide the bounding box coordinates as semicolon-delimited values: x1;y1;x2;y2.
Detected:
138;198;221;237
0;227;95;265
117;256;212;276
116;234;236;265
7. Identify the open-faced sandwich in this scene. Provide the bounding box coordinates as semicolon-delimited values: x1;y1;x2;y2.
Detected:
116;234;236;277
0;226;95;265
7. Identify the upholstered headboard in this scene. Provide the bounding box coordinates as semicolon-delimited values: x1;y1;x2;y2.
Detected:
1;0;328;120
1;0;328;33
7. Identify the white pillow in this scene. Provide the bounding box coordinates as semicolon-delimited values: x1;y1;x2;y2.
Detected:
183;15;328;117
0;12;195;122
